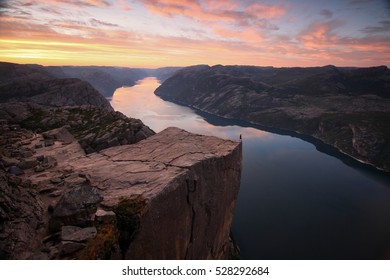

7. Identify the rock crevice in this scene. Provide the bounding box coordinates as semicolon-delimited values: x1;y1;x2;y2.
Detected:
1;123;242;259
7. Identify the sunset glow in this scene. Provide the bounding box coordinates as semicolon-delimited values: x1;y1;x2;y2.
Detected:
0;0;389;67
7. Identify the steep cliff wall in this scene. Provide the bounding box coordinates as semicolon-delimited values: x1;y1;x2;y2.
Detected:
155;64;390;172
0;62;181;97
0;78;113;111
0;123;242;259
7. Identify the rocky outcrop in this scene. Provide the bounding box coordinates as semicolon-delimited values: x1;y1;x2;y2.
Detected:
0;102;154;153
0;169;45;259
87;127;242;259
0;120;46;259
155;64;390;172
46;66;149;97
0;120;242;259
0;62;182;97
0;61;240;259
0;78;113;111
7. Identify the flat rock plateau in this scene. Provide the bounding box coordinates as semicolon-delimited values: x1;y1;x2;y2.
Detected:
0;123;241;259
0;62;242;259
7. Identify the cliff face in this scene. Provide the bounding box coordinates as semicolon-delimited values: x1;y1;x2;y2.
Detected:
0;62;181;97
0;61;240;259
0;78;113;111
0;122;242;259
0;102;154;154
155;65;390;172
45;66;149;97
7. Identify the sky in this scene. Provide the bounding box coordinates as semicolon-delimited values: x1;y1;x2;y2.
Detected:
0;0;389;68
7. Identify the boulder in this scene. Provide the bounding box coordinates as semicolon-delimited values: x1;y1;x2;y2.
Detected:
95;209;116;223
7;165;24;176
60;241;86;256
49;185;103;232
42;127;75;144
61;226;97;242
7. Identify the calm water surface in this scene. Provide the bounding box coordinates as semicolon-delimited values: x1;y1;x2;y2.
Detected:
111;77;390;259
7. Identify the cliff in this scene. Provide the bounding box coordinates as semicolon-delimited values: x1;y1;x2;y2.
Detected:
0;102;154;153
0;62;181;97
0;78;113;111
0;61;240;259
45;66;149;97
0;122;242;259
155;64;390;172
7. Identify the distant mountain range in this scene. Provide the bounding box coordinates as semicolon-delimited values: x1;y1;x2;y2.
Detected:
0;62;181;97
0;61;239;260
155;64;390;172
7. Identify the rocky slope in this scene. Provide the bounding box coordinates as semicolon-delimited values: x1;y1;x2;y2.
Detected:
0;122;242;259
155;64;390;172
0;102;154;154
0;62;240;259
45;66;149;97
0;78;113;111
0;62;181;97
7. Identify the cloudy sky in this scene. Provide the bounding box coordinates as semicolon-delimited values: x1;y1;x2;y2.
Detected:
0;0;389;67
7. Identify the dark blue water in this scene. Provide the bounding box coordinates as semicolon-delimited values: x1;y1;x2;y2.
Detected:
111;77;390;260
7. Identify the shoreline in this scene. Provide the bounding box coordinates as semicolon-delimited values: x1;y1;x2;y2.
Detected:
155;94;390;178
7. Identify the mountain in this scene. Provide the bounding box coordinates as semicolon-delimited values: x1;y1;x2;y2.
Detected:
0;78;114;111
0;62;182;97
155;64;390;172
45;66;149;97
150;66;182;83
0;61;240;260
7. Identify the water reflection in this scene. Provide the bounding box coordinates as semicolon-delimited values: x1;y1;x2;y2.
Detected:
111;77;390;260
112;77;270;141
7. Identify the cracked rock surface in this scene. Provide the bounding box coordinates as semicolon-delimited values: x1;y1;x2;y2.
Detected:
1;123;242;259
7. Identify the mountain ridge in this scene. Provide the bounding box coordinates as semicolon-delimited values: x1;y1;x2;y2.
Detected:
0;62;181;97
155;64;390;172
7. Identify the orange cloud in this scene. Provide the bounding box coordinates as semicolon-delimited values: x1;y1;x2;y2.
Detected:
246;3;286;19
141;0;201;17
204;0;238;11
297;19;390;62
298;20;345;48
211;24;263;42
0;0;388;68
43;0;112;7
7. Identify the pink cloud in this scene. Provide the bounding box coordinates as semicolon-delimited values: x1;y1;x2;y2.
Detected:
117;0;132;11
298;19;346;47
53;0;112;6
246;3;286;19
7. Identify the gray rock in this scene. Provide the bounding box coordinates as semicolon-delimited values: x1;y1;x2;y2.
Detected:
95;209;116;223
42;156;57;168
60;226;81;238
7;165;24;176
38;185;57;194
20;150;33;158
18;159;38;170
49;185;103;232
48;190;62;197
61;226;97;242
36;155;44;162
42;127;75;144
1;156;19;167
50;177;62;184
60;241;85;256
34;165;45;173
34;143;43;149
44;139;54;147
